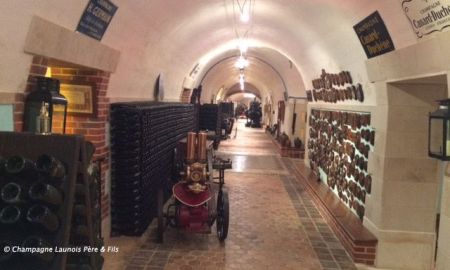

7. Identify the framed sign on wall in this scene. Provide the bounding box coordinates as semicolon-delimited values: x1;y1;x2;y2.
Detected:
402;0;450;38
59;81;97;117
76;0;118;41
353;11;395;58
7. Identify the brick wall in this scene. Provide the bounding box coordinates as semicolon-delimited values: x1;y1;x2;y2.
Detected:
181;88;192;103
51;67;111;220
13;93;25;132
19;56;111;221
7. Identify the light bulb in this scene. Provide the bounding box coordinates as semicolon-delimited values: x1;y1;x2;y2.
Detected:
234;56;249;69
238;39;248;54
240;11;250;23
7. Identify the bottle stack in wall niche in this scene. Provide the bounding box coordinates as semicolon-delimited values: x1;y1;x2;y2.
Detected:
308;109;375;220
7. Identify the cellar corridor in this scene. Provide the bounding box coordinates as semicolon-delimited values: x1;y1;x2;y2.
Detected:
4;1;450;269
103;120;356;270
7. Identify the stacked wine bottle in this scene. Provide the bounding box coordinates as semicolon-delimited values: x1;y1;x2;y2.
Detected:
110;102;196;236
219;102;234;118
66;160;104;270
199;104;221;133
0;154;66;269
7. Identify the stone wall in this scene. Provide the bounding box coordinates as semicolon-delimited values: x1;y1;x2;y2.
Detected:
360;29;450;270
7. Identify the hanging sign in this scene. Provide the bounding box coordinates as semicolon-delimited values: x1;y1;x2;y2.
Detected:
76;0;118;41
353;11;395;58
402;0;450;38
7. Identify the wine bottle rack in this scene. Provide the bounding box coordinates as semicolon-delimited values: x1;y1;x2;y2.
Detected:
110;102;196;236
199;104;221;134
0;132;102;270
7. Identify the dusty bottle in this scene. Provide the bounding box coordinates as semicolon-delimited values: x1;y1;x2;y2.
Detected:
0;241;13;262
26;204;60;232
36;101;51;135
4;156;35;175
36;154;66;178
0;205;22;225
1;182;24;203
29;182;63;206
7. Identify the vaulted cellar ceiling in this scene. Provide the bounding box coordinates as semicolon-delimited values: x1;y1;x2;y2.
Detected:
0;1;418;103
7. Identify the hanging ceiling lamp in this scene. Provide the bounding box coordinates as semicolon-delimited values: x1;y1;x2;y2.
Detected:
233;0;254;52
235;56;249;69
238;38;249;54
237;0;252;23
232;0;255;92
239;72;245;91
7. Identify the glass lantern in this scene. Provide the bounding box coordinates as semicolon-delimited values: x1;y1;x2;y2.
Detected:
428;99;450;160
24;77;68;134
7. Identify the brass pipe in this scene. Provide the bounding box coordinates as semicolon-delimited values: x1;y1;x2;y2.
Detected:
198;132;207;163
186;132;197;164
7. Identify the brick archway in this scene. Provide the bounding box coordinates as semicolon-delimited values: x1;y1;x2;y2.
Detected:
18;55;111;224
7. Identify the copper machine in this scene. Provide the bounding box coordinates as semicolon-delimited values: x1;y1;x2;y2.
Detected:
157;132;232;242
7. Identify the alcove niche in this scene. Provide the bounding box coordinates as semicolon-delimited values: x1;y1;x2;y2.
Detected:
20;15;120;241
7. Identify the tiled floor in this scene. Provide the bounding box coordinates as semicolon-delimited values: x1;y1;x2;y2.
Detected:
114;120;356;270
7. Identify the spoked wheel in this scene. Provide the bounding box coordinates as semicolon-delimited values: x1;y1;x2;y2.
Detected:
216;190;229;241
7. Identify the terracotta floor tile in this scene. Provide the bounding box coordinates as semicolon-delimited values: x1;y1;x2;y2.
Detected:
114;120;355;270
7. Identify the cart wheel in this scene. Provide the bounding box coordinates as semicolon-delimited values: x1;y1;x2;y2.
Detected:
216;191;229;241
157;188;164;243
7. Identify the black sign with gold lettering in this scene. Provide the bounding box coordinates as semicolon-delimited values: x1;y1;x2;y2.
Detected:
76;0;118;41
353;11;395;58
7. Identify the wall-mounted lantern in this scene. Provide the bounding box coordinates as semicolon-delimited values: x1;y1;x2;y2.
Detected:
24;77;68;134
428;99;450;160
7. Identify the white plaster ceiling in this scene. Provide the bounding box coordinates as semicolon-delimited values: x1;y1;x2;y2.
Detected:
225;83;261;99
198;46;303;104
103;0;416;102
227;92;260;104
0;0;419;103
